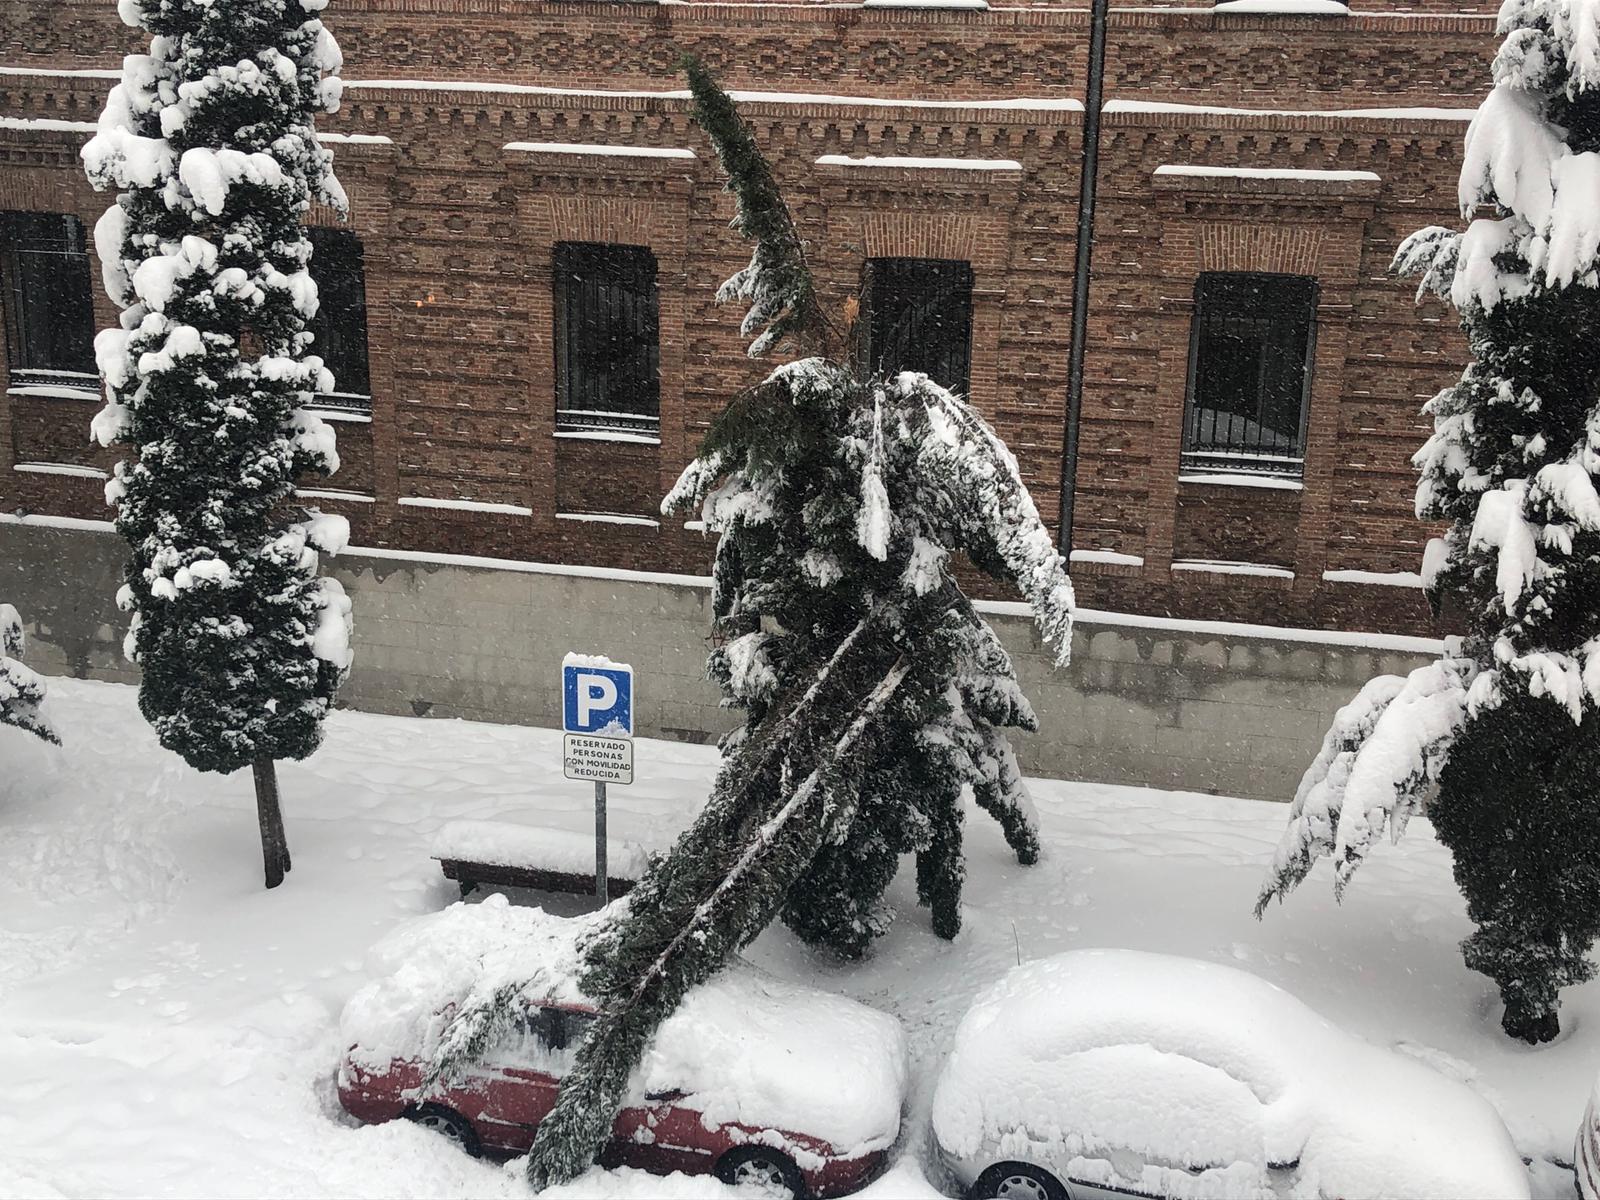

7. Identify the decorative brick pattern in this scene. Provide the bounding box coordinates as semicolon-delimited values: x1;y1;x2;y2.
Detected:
0;0;1487;636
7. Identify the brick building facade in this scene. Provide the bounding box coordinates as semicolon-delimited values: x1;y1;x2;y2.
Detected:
0;0;1493;634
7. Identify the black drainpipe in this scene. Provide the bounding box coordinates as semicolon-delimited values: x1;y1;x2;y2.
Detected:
1058;0;1110;557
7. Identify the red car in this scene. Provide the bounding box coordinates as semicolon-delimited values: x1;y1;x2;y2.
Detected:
337;898;908;1198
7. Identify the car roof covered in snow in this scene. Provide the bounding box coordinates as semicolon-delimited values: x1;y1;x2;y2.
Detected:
340;895;908;1158
931;949;1529;1200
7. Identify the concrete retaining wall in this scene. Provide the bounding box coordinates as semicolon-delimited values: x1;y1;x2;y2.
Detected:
0;520;1440;801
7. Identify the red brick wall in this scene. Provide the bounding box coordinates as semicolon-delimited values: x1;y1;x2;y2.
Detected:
0;0;1491;635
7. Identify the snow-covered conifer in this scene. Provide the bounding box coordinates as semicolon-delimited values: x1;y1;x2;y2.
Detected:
666;54;1070;956
83;0;353;889
1258;0;1600;1043
672;357;1068;952
422;59;1073;1186
0;603;58;744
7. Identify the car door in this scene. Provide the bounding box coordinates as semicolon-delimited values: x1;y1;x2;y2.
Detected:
592;1008;716;1178
608;1090;722;1177
1040;1045;1278;1200
466;1005;565;1153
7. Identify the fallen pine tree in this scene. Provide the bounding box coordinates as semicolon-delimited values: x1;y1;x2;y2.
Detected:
427;57;1078;1187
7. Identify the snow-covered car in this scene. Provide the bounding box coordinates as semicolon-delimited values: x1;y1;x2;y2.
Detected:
337;895;907;1197
1575;1074;1600;1199
931;949;1529;1200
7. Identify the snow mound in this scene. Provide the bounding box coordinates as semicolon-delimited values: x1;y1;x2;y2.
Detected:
434;819;656;879
931;949;1529;1200
340;897;908;1156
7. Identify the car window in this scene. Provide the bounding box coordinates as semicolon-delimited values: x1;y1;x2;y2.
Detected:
523;1006;563;1048
1040;1045;1271;1185
559;1008;597;1049
501;1006;570;1073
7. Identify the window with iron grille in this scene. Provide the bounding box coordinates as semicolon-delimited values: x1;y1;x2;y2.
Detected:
0;211;97;394
1183;272;1318;478
553;242;660;437
863;257;974;397
305;226;371;411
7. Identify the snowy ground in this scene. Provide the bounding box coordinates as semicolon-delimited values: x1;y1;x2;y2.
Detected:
0;678;1589;1199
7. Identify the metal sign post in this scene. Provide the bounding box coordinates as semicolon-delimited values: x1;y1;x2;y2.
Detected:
594;781;607;905
561;654;635;907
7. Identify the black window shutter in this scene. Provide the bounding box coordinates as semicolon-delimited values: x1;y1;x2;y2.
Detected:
553;242;660;435
0;210;96;385
864;257;975;397
305;226;371;405
1183;272;1318;476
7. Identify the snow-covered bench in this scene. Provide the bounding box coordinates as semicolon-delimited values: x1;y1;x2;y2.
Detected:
433;819;658;900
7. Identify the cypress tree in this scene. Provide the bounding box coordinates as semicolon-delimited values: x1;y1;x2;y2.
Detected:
1258;0;1600;1043
83;0;354;889
677;55;1061;957
426;58;1075;1186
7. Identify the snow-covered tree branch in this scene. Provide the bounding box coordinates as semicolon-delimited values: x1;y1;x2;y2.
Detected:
0;603;59;745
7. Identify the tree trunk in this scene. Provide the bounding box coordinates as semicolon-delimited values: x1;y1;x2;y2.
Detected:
253;754;291;889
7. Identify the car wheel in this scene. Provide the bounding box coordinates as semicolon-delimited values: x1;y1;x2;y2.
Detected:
407;1103;481;1157
971;1161;1067;1200
715;1146;806;1197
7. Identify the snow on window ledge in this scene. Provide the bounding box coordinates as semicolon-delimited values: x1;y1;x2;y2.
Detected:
0;115;97;133
316;132;393;146
816;153;1021;171
398;496;533;517
296;488;375;505
863;0;989;9
1178;472;1306;492
6;383;101;401
1171;559;1296;580
503;141;696;160
556;512;661;529
1070;548;1145;569
12;461;108;481
553;429;662;446
1108;100;1475;122
1322;568;1424;588
7;370;99;400
1155;165;1378;185
0;512;114;534
1213;0;1348;13
0;66;122;80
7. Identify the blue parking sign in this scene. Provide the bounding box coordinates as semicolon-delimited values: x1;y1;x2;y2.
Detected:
562;656;634;737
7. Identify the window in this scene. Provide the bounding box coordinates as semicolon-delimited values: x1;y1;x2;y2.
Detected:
553;242;660;437
0;211;96;392
560;1009;596;1045
1183;272;1318;477
505;1006;595;1072
305;226;371;409
863;257;975;396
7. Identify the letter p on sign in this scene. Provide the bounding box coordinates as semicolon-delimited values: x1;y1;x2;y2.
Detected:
562;656;634;737
578;675;617;726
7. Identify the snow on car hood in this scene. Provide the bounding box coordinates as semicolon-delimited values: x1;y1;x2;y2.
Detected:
340;895;908;1157
931;949;1529;1200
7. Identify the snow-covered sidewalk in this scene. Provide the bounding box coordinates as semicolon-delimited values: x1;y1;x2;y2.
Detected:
0;679;1589;1198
